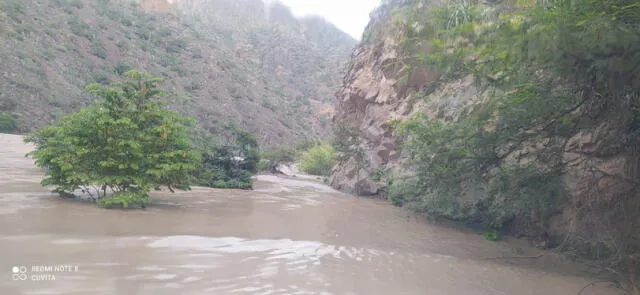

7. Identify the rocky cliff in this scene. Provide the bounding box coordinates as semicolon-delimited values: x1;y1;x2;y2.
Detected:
330;3;440;196
330;0;640;265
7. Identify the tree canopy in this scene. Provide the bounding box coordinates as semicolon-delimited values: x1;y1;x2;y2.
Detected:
193;122;260;190
24;71;201;208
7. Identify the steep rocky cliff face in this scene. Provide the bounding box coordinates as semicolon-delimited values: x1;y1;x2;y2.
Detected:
331;0;640;260
330;4;440;195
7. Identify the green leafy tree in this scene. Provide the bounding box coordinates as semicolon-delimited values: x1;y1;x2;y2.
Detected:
193;122;260;189
299;143;337;176
24;71;200;208
0;114;17;133
258;146;296;173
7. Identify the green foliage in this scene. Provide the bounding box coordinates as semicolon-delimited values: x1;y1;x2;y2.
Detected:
114;61;132;76
91;40;107;59
395;109;565;226
0;114;17;133
483;229;501;242
295;139;320;152
166;39;187;53
0;0;25;16
299;143;337;176
15;23;33;35
370;168;385;182
97;190;149;209
370;167;395;195
389;0;640;232
53;0;83;11
332;122;363;162
92;71;111;84
24;71;200;207
387;178;421;207
183;81;201;93
258;146;296;172
486;164;564;227
192;123;260;190
68;17;92;39
0;97;17;112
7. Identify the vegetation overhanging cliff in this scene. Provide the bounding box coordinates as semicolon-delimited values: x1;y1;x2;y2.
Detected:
331;0;640;280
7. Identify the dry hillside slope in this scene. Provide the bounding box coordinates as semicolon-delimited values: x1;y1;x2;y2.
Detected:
0;0;357;146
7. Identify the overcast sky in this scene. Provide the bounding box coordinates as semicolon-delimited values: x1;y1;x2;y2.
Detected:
277;0;381;39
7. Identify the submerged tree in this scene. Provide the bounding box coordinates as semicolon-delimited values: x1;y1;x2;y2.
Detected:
193;122;260;190
25;71;200;208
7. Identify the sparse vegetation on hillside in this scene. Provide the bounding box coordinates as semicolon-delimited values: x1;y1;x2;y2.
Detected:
0;0;356;146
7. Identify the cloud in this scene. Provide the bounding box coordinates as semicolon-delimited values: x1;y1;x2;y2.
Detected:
275;0;381;39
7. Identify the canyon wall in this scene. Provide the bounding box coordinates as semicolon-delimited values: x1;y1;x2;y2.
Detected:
330;1;640;255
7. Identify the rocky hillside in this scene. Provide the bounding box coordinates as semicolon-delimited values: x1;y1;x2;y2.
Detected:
0;0;356;146
330;1;438;196
331;0;640;271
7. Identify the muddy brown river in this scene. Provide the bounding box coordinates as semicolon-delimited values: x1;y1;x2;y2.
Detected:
0;133;625;295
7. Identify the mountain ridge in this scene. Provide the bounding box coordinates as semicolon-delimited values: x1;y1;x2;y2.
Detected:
0;0;357;146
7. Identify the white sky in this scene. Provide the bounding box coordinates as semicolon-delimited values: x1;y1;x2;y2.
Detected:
277;0;381;39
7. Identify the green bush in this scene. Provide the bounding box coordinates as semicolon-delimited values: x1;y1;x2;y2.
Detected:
192;124;260;190
24;71;200;208
259;146;296;172
15;23;33;35
299;143;336;176
0;114;17;133
486;164;564;227
0;97;17;112
0;0;25;15
92;71;111;84
91;40;107;59
387;178;421;207
114;61;132;75
483;229;502;242
166;39;187;53
68;17;92;39
295;139;320;153
97;190;149;209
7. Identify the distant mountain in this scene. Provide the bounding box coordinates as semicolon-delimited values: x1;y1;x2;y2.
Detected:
0;0;357;145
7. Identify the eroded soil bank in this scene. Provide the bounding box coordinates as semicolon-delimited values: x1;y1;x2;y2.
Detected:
0;134;624;295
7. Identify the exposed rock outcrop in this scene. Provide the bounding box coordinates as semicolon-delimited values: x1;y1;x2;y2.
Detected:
330;1;640;251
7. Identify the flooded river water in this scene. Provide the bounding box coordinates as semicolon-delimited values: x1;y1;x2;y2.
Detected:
0;134;624;295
